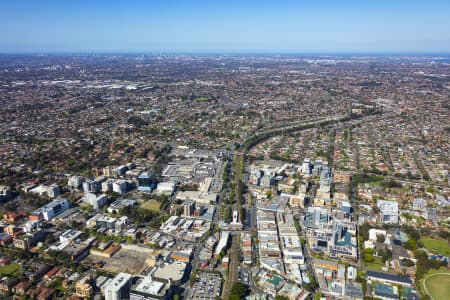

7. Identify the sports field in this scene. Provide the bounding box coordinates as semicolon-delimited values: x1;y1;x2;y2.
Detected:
0;264;20;276
422;238;450;255
423;273;450;300
140;200;161;211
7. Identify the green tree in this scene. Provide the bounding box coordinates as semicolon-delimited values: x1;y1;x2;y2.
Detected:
376;234;385;244
228;282;246;300
405;239;417;251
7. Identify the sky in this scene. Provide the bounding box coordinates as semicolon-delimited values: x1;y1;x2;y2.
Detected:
1;0;450;54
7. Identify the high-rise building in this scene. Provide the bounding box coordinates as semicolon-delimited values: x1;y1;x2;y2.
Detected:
304;206;329;228
113;180;128;195
84;193;107;210
183;200;195;217
83;180;100;194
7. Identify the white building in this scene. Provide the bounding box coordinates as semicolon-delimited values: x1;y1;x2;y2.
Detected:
30;184;60;198
46;184;61;198
301;158;311;175
32;198;70;221
84;193;107;210
130;276;170;300
102;180;114;193
0;185;11;201
155;181;176;196
368;229;387;242
215;231;230;256
113;180;128;195
104;273;133;300
68;176;83;190
377;200;399;224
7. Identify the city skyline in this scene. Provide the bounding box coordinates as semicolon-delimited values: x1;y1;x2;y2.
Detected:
1;0;450;53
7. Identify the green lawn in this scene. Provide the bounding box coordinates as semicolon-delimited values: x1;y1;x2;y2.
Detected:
420;267;450;300
364;256;387;272
424;273;450;300
422;238;450;256
195;97;210;101
0;264;21;276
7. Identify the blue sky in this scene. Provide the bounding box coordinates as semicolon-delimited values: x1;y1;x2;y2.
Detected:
1;0;449;53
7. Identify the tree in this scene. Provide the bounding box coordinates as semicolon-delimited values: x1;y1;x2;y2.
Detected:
402;259;415;267
359;223;371;241
363;248;375;263
376;234;385;244
275;296;289;300
314;292;323;300
228;282;246;300
405;239;417;251
382;248;392;263
305;274;318;291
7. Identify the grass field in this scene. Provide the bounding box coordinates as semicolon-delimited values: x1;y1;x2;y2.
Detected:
364;257;390;272
195;97;210;101
424;273;450;300
0;264;20;276
422;238;450;255
140;200;161;211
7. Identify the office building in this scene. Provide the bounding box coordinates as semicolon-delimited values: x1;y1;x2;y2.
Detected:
31;198;70;221
113;180;128;195
137;172;156;192
84;193;107;210
304;206;329;228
